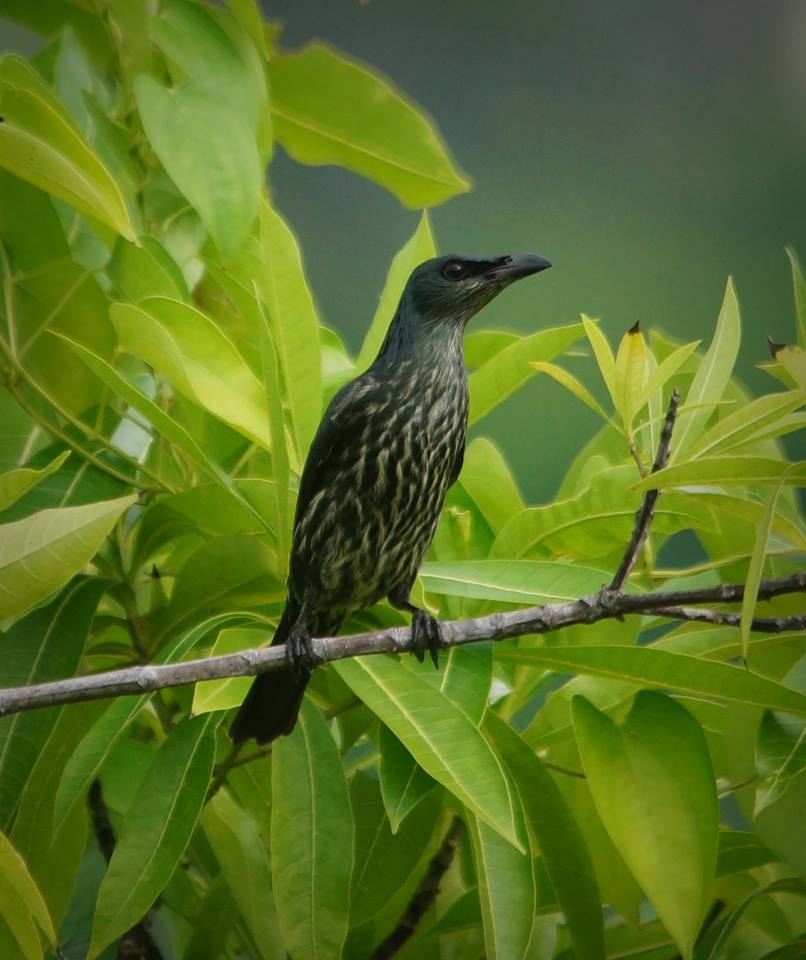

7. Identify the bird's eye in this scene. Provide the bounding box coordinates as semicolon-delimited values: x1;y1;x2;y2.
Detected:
443;262;466;281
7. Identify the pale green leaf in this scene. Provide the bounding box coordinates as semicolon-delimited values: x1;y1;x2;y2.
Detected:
357;212;436;370
633;457;806;490
0;831;55;944
111;298;271;449
88;714;218;958
0;495;134;622
673;278;741;457
499;646;806;716
689;390;805;458
192;627;260;714
740;465;797;661
582;314;617;407
257;200;323;459
271;699;353;960
469;322;586;424
530;360;611;421
755;711;806;817
635;339;702;411
614;323;649;428
459;438;524;533
269;43;469;207
0;450;69;513
573;692;718;958
773;342;806;390
335;656;523;849
107;234;189;303
0;56;134;238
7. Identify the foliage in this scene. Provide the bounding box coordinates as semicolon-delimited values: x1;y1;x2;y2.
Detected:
0;2;804;959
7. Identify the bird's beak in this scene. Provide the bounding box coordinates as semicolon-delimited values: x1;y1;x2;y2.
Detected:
489;253;552;281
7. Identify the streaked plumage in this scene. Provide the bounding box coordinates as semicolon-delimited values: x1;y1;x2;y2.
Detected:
231;252;551;744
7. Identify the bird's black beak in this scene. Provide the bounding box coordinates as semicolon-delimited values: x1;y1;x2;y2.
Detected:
485;253;552;282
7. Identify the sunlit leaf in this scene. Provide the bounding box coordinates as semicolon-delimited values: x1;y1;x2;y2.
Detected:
614;322;649;429
469;323;585;423
673;278;741;457
191;627;261;714
582;314;617;407
634;456;806;490
0;495;134;622
573;692;718;958
459;438;524;533
690;390;805;458
335;655;523;849
269;44;469;207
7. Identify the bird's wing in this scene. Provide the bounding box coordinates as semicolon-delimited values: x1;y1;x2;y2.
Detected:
293;372;379;528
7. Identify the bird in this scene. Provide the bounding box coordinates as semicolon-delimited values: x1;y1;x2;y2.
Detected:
230;252;552;744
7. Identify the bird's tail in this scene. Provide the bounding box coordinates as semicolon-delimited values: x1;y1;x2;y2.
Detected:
229;604;309;744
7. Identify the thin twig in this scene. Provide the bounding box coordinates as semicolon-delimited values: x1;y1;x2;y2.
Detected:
0;572;803;717
610;388;681;591
371;817;463;960
651;607;806;632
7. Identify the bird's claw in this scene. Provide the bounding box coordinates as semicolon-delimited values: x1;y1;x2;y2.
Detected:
411;609;443;669
286;625;323;676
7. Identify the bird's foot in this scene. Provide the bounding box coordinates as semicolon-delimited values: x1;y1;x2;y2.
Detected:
410;609;443;669
286;624;323;676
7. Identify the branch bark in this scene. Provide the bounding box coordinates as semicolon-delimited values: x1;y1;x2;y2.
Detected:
0;571;803;717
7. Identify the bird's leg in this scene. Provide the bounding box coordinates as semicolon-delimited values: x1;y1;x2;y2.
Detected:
285;596;323;676
388;588;443;669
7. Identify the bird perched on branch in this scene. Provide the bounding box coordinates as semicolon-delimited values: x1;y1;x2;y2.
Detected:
230;252;551;744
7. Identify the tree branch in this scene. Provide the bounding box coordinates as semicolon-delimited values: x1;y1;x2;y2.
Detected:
610;388;680;591
0;572;803;717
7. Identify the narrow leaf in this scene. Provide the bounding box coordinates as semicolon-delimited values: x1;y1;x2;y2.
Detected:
785;245;806;348
0;451;70;513
614;323;649;428
88;714;218;958
271;699;353;960
531;360;611;421
633;457;806;490
582;314;617;407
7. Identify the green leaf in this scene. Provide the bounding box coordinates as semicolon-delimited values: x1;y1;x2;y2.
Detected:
699;877;806;960
492;465;716;561
531;360;611;421
0;495;133;622
773;342;806;390
459;438;524;533
53;612;245;830
0;56;134;238
673;278;741;457
135;0;262;256
740;465;797;661
0;1;112;69
349;771;442;925
192;627;261;714
0;450;69;513
201;789;284;959
717;831;777;877
786;246;806;348
271;699;353;960
755;711;806;816
107;234;190;303
0;578;102;831
689;390;805;458
378;724;437;833
433;643;492;724
269;43;469;207
484;713;604;960
421;559;613;605
466;809;536;960
111;298;272;449
335;656;523;849
499;646;806;717
469;322;585;424
633;456;806;490
614;323;650;429
0;872;40;960
0;831;55;946
88;714;218;958
573;692;718;958
256;200;323;459
356;213;437;370
634;339;702;412
582;314;617;407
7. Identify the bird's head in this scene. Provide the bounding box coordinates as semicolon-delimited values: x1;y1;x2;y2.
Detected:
405;253;552;326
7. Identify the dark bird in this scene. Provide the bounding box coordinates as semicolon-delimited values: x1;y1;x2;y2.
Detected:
230;252;551;744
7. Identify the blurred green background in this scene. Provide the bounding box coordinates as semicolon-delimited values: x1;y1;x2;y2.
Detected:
3;0;805;500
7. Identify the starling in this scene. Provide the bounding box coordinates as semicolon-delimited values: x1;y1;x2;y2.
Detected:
230;252;551;744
